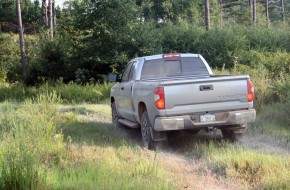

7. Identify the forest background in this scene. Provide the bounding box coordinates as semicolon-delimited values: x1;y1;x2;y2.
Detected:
0;1;289;189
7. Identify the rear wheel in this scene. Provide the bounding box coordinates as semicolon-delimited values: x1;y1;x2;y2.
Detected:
141;111;159;150
111;102;123;128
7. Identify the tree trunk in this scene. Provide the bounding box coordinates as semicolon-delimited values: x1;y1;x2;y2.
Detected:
219;0;223;27
252;0;256;27
265;0;269;28
53;0;56;33
42;0;47;27
249;0;253;22
281;0;285;27
49;0;53;39
205;0;210;31
17;0;27;84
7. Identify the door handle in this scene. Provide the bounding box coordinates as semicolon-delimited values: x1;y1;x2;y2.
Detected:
200;85;213;91
121;87;124;90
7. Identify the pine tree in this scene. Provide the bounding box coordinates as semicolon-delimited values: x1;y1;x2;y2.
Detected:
17;0;27;84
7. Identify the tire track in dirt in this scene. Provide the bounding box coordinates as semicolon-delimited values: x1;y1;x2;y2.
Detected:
158;151;248;190
120;127;247;190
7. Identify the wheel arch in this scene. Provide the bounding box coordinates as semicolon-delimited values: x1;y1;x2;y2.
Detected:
138;102;147;122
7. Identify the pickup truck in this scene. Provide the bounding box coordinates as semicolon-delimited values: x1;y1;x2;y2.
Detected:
109;53;256;150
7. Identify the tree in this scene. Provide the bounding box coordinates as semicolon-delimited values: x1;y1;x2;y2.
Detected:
205;0;210;30
219;0;223;27
253;0;257;26
265;0;270;28
53;0;56;32
49;0;53;39
281;0;286;26
42;0;47;26
16;0;27;84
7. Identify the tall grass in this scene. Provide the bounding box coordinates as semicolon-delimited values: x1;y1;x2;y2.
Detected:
213;63;289;110
184;101;290;189
0;81;113;103
48;147;171;190
186;141;290;189
0;92;64;189
0;146;46;190
208;144;290;189
250;103;290;145
0;94;173;189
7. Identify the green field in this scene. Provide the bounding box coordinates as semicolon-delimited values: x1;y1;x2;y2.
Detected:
0;91;289;190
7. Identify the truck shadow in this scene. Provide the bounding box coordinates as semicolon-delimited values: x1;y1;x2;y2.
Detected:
118;125;226;154
61;119;225;155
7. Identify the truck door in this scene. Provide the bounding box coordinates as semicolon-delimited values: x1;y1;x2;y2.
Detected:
118;61;137;122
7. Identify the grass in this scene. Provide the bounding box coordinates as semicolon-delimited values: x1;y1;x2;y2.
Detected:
213;63;289;110
0;94;172;190
50;100;172;189
0;85;289;189
199;143;290;189
47;147;170;190
0;81;113;104
183;102;290;189
250;103;290;146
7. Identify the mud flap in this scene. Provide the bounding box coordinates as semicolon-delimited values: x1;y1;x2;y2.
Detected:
150;127;167;141
224;124;248;134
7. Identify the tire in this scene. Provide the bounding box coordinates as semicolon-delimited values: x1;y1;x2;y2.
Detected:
141;111;159;150
111;102;123;128
221;126;246;142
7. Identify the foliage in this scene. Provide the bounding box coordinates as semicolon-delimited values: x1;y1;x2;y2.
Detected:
184;102;290;189
0;0;290;107
251;103;290;144
208;145;290;189
48;147;171;190
0;81;113;103
0;92;65;189
0;147;46;190
0;95;173;190
0;0;41;34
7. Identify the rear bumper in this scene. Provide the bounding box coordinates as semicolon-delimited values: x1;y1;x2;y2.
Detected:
153;109;256;131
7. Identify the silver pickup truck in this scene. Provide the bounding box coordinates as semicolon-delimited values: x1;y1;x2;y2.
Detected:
109;53;256;150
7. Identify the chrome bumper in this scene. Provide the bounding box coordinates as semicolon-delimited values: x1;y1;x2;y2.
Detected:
153;109;256;131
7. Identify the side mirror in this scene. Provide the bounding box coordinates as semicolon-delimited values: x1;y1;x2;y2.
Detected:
108;73;120;82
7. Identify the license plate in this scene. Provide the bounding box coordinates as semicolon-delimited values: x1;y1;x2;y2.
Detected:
200;114;216;122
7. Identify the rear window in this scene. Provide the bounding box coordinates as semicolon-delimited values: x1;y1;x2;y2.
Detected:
141;57;208;79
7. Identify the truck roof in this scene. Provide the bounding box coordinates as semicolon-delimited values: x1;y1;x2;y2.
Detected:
138;53;200;61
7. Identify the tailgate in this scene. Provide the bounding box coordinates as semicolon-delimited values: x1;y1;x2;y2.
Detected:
162;75;250;116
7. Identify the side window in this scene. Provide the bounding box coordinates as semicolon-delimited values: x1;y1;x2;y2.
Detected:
128;61;137;81
121;62;133;82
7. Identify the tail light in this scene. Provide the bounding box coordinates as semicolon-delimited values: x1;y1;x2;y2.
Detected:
154;87;165;109
247;79;254;102
163;54;180;58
